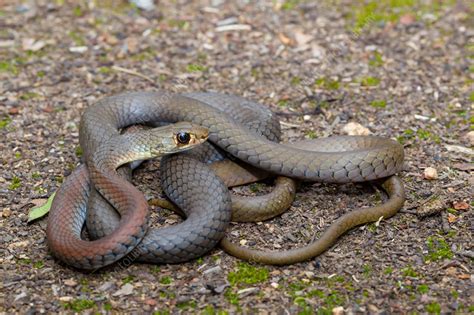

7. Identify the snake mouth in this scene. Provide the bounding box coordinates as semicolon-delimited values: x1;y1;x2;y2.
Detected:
189;128;209;145
189;134;208;145
198;131;209;142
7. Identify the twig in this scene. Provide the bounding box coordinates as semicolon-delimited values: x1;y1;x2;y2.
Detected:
279;121;301;128
112;66;156;85
456;250;474;260
215;24;251;32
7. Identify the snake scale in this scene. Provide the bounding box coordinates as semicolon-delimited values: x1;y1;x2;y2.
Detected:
46;91;405;269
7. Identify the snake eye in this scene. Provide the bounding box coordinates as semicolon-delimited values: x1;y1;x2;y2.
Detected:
176;132;191;144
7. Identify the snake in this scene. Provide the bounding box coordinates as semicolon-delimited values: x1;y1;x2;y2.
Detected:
46;91;405;269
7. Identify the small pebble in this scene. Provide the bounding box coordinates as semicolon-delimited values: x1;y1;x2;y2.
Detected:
64;279;77;287
445;144;474;155
144;298;157;306
414;114;430;121
332;306;344;315
113;283;134;296
2;208;12;217
8;240;29;249
424;167;438;180
213;284;228;294
51;285;60;296
22;38;46;51
341;122;370;136
203;266;222;275
97;281;114;292
69;46;88;53
368;304;380;313
237;287;258;296
130;0;155;11
464;131;474;146
14;292;28;302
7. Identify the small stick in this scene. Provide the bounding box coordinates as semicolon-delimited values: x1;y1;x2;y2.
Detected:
456;250;474;259
279;121;301;128
112;66;156;84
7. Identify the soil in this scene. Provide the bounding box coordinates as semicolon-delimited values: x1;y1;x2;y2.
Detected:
0;1;472;314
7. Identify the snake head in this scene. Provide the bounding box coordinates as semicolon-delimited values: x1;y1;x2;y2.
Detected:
150;122;209;156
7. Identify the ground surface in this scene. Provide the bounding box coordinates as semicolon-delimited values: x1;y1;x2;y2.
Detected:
1;0;473;314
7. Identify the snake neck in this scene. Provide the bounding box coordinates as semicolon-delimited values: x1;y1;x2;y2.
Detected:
90;135;154;173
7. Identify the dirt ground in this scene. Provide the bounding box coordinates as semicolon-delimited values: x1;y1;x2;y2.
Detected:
1;0;472;314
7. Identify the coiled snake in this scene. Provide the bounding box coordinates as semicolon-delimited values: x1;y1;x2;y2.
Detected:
46;91;405;269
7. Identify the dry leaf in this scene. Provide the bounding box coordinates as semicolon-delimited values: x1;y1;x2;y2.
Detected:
453;201;469;211
399;14;416;25
458;274;470;280
64;279;78;287
447;213;457;223
278;33;294;46
22;38;46;51
2;208;12;217
464;131;474;146
8;108;20;115
144;298;157;306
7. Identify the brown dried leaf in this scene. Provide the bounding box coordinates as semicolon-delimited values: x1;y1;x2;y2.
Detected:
447;213;457;223
8;107;20;115
278;33;294;46
453;201;469;211
399;14;416;25
458;274;470;280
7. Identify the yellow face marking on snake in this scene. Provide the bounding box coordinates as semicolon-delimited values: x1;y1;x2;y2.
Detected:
173;129;208;148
